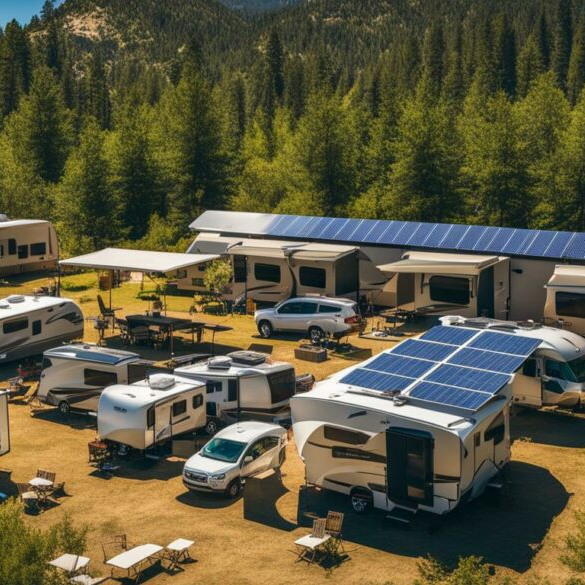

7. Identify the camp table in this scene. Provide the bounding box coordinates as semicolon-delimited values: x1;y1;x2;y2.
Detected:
105;543;163;583
29;476;53;504
126;314;204;354
49;553;90;577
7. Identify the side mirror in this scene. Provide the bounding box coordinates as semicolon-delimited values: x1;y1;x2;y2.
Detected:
243;455;253;465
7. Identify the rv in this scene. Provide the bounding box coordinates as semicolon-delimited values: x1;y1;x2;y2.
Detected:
544;265;585;337
0;295;83;363
174;351;296;434
292;325;541;517
0;391;9;456
37;345;156;415
186;234;360;304
97;373;207;453
440;316;585;408
0;218;58;276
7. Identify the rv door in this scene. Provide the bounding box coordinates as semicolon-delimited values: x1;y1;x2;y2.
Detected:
154;401;172;445
386;428;433;506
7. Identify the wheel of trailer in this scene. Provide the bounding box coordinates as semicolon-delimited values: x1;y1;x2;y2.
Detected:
205;418;221;436
350;488;373;514
309;326;325;343
226;478;241;499
116;444;130;457
58;401;70;416
258;320;273;339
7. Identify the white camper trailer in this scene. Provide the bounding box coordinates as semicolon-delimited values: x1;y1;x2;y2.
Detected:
0;391;9;456
37;345;156;415
544;265;585;337
186;234;359;304
174;351;296;434
440;316;585;408
97;374;207;453
0;218;58;276
0;295;83;363
292;325;541;517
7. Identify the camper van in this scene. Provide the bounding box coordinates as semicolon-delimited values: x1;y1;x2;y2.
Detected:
544;265;585;337
292;325;542;517
440;316;585;408
97;374;207;453
37;345;156;415
174;351;296;434
0;218;58;276
0;391;9;457
0;295;83;363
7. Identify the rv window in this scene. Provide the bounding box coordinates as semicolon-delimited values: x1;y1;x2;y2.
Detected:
0;244;3;258
429;276;470;305
83;369;118;387
17;245;28;259
191;278;205;287
30;242;46;256
8;239;16;255
556;291;585;319
172;400;187;417
60;312;81;324
192;394;204;409
544;359;575;382
267;369;295;404
233;256;247;283
522;358;537;377
228;379;238;402
484;412;505;445
254;263;281;283
324;426;369;445
147;407;155;428
206;381;222;394
32;320;41;336
3;318;28;334
318;304;339;313
299;266;326;289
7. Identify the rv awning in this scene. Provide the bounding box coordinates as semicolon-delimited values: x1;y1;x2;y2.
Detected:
546;265;585;288
227;241;358;261
377;252;507;276
60;248;218;274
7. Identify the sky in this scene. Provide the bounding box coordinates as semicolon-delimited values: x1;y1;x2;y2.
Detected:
0;0;64;28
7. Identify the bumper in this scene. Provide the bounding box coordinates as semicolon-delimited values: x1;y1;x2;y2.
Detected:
183;476;227;492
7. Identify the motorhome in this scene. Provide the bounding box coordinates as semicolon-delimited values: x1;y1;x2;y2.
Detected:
291;325;541;518
544;265;585;337
174;351;296;434
0;391;9;456
0;295;83;363
97;374;207;453
440;316;585;408
37;345;156;415
0;218;58;276
185;234;360;304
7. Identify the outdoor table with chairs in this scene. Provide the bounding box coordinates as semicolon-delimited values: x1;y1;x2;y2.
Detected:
293;511;346;566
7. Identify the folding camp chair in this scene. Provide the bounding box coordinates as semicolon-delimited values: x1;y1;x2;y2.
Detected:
117;319;131;345
36;469;56;483
97;295;121;330
16;482;40;514
294;518;331;565
325;511;346;553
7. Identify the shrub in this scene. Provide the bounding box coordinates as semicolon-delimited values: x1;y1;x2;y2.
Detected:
203;258;233;295
562;510;585;573
415;555;490;585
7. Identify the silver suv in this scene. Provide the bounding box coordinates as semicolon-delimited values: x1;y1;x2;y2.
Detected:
255;296;362;342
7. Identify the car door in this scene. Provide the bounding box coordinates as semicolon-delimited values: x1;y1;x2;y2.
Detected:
274;301;304;331
241;437;273;477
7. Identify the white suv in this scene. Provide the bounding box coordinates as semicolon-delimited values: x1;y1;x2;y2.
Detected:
182;421;287;498
255;296;362;342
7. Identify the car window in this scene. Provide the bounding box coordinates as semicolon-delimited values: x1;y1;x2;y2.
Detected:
318;304;339;313
545;359;575;382
278;302;303;314
300;302;318;314
247;438;268;460
263;436;280;450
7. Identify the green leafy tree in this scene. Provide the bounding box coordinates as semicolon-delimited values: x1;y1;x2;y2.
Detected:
551;0;573;91
86;51;111;129
203;258;233;295
567;17;585;104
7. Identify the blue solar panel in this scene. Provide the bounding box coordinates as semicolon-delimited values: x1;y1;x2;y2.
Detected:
456;226;489;251
382;222;408;245
471;226;499;251
499;229;532;255
485;227;516;254
391;339;455;361
544;231;575;258
363;221;393;244
422;224;450;247
441;224;470;249
563;233;585;260
409;382;492;411
426;365;510;394
525;231;556;257
447;348;525;373
420;326;478;346
341;369;413;392
468;331;541;356
366;353;435;379
293;216;322;238
323;218;353;240
406;223;437;247
270;215;296;235
303;217;334;239
347;219;378;241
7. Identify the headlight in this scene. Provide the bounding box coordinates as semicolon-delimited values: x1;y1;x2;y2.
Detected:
211;473;226;481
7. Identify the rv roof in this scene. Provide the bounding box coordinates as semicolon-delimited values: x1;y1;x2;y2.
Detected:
44;344;141;365
0;295;76;318
546;264;585;288
175;356;291;377
0;219;51;229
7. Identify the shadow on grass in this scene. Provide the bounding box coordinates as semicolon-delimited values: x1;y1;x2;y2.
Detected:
176;489;236;510
511;407;585;448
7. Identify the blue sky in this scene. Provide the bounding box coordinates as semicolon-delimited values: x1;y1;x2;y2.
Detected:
1;0;64;28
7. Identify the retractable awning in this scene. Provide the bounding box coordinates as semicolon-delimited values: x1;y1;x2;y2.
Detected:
377;251;507;277
60;248;218;274
226;240;358;261
546;265;585;288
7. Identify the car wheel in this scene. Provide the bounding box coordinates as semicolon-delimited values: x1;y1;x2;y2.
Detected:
58;401;70;416
226;478;241;499
309;326;325;343
258;320;273;339
205;418;221;436
350;489;372;514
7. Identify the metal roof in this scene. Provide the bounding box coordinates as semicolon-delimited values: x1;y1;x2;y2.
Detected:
190;210;585;262
44;344;141;365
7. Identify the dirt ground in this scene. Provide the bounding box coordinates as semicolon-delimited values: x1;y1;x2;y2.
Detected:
1;273;585;584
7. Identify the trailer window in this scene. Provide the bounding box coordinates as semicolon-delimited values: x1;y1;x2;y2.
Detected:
267;369;295;404
0;244;3;258
228;379;238;402
233;256;247;283
429;276;470;305
556;291;585;319
172;400;187;417
484;412;505;445
206;381;222;394
30;242;46;256
32;320;41;336
254;263;281;283
3;318;28;334
299;266;326;289
83;369;117;387
17;245;28;259
545;359;576;382
192;394;203;409
324;426;369;445
8;239;16;255
568;355;585;383
147;407;155;428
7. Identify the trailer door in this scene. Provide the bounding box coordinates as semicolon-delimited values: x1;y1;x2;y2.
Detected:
386;428;433;506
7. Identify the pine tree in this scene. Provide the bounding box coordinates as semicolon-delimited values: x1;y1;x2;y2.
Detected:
516;34;545;98
492;13;516;97
442;25;465;106
86;51;111;129
418;23;445;103
284;55;305;121
551;0;573;91
536;11;551;70
567;17;585;104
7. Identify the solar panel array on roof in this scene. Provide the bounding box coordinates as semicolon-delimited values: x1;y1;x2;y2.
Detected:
190;211;585;261
339;325;542;414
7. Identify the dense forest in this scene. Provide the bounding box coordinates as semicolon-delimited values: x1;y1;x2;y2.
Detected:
0;0;584;256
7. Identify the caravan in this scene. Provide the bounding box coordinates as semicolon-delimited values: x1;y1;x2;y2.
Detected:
0;295;83;363
544;265;585;337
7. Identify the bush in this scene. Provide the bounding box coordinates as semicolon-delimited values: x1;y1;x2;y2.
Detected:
562;510;585;573
415;555;490;585
203;258;233;295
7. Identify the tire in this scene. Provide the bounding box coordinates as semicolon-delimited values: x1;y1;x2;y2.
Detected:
258;320;273;339
58;401;70;416
226;478;241;499
309;326;325;343
116;444;130;457
350;489;373;514
205;418;221;436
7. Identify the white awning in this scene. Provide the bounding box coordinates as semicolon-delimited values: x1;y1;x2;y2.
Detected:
377;251;507;276
546;265;585;288
227;241;357;261
60;248;218;273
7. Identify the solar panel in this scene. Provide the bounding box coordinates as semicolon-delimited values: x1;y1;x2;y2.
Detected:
422;224;450;247
303;216;334;239
426;364;510;394
363;220;393;244
391;339;455;362
365;353;435;379
382;221;408;245
499;229;532;255
294;216;324;238
544;231;574;258
468;331;541;356
347;219;378;241
456;225;488;251
341;369;413;392
420;326;477;346
406;223;437;247
441;224;469;249
563;233;585;260
485;227;516;254
447;347;525;373
524;231;556;257
409;382;492;411
471;226;499;251
320;218;349;239
330;219;360;242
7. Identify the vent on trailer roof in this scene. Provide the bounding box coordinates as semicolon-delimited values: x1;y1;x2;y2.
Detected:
7;295;25;304
228;351;268;366
208;356;232;370
148;375;176;390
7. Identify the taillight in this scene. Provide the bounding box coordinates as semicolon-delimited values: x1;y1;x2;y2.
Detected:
345;315;358;324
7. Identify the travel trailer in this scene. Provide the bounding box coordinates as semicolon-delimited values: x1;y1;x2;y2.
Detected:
97;374;207;453
0;391;9;456
37;345;156;415
544;265;585;337
377;252;510;319
186;234;360;304
291;325;541;517
0;218;58;276
440;316;585;408
174;351;296;434
0;295;83;363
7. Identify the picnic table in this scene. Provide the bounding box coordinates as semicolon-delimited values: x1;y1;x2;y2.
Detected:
126;314;204;354
29;477;53;504
106;543;163;583
49;553;90;576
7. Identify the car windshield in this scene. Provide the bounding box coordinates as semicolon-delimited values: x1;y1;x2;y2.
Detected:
201;438;247;463
567;355;585;383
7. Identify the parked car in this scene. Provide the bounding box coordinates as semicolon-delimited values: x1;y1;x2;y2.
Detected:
255;296;363;342
182;421;287;498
